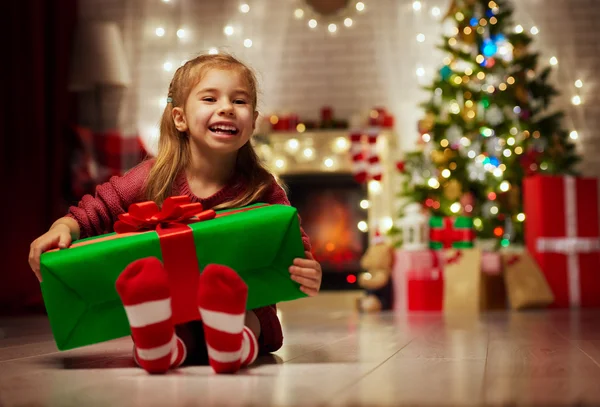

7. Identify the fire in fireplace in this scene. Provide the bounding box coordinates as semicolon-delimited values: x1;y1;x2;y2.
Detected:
281;173;368;290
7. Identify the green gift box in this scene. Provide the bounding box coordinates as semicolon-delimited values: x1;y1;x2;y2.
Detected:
429;216;475;250
40;200;306;351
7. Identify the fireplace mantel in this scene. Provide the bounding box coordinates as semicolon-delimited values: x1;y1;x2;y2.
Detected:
253;129;399;246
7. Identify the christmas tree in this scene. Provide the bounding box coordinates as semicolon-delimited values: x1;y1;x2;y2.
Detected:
394;0;580;247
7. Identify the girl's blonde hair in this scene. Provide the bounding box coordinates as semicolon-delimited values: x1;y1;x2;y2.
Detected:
145;53;274;209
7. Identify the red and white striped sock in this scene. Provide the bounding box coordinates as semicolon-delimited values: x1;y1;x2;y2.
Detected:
116;257;187;374
197;264;258;373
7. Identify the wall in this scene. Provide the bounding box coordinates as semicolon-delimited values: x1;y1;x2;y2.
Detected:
78;0;599;178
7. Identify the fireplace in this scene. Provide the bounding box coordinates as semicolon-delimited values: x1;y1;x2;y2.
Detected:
282;173;368;290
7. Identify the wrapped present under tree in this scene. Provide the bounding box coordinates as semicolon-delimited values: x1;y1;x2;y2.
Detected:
40;197;306;351
429;216;475;250
524;175;600;308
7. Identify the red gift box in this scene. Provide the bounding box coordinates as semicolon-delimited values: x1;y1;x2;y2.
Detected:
393;249;444;312
407;267;444;311
524;175;600;308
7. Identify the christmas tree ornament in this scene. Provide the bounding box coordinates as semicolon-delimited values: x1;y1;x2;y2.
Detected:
444;179;463;201
418;112;436;134
486;105;504;126
431;150;447;164
446;125;463;144
515;85;529;105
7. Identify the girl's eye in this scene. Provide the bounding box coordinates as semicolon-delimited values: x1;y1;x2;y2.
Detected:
202;97;216;102
234;99;247;104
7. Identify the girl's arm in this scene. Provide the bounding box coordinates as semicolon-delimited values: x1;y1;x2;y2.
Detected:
67;159;154;239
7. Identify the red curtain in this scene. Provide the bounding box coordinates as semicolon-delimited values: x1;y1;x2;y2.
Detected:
1;0;78;314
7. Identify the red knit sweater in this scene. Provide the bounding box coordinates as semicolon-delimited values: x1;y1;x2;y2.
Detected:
67;158;311;353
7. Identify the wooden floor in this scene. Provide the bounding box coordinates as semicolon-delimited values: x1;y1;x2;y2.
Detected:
2;292;600;407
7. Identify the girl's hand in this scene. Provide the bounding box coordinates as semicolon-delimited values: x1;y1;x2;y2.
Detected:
28;224;72;282
289;251;322;297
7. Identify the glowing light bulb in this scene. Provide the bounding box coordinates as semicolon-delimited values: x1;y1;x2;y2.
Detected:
442;169;451;178
294;9;304;19
324;158;334;168
514;25;523;33
287;138;299;152
356;2;365;11
224;25;234;36
428;178;440;189
177;29;185;38
570;131;579;140
163;61;173;71
344;18;353;27
155;27;165;37
308;19;317;28
431;6;441;17
530;26;539;35
381;217;394;232
450;203;461;213
417;33;425;42
360;200;370;209
500;181;510;191
575;79;583;88
413;1;422;11
328;23;337;33
517;213;526;222
572;95;582;105
244;38;253;48
239;3;250;13
358;221;368;232
303;147;314;158
549;56;558;66
368;180;382;194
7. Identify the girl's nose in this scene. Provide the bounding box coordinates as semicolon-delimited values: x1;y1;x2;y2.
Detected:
218;102;234;116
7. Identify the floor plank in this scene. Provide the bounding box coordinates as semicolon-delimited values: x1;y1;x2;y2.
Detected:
2;293;600;406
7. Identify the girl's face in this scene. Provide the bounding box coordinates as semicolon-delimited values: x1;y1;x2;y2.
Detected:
174;68;257;156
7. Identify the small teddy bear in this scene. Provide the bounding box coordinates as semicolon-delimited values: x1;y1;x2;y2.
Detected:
356;231;394;313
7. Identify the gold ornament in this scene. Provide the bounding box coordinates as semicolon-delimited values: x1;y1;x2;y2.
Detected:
444;179;463;201
461;105;477;121
513;43;527;59
431;150;447;164
515;85;529;105
418;112;436;133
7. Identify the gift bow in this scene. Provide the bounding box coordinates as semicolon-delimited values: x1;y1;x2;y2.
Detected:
114;195;216;233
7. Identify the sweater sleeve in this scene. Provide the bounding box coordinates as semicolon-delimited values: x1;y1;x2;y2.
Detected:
67;159;154;239
262;178;312;253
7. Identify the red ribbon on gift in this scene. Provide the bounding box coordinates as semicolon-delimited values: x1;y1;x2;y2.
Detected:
115;196;216;324
430;218;475;249
507;255;520;266
446;250;463;264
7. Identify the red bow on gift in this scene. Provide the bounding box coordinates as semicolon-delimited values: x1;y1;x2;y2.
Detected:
114;195;216;233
